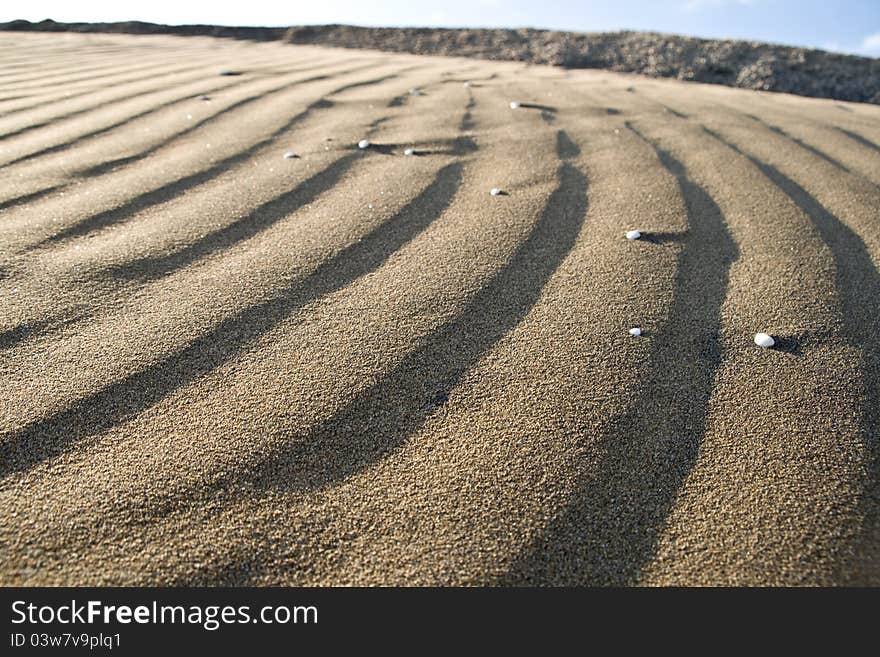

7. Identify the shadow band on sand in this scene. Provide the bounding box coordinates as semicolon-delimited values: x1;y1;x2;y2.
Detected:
0;161;463;479
27;129;583;518
836;127;880;156
503;121;738;585
31;73;400;247
152;129;588;584
75;63;372;177
744;113;851;173
106;153;361;280
704;125;880;581
0;319;53;350
0;185;65;212
218;130;587;496
0;62;371;215
0;62;213;144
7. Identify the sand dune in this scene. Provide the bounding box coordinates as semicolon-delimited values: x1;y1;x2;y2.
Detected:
1;32;878;586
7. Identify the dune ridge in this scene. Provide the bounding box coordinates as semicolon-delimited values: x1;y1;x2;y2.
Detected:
4;19;880;105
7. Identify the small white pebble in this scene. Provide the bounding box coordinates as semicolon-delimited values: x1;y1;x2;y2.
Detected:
408;87;424;96
358;139;371;149
754;332;775;348
404;148;415;156
625;230;642;240
283;151;298;159
186;113;193;120
509;101;521;109
629;327;642;336
463;81;472;88
490;187;503;196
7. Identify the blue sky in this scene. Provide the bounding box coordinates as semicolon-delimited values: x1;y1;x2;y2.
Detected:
3;1;879;56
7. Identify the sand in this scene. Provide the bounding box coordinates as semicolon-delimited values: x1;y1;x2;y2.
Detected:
0;32;878;586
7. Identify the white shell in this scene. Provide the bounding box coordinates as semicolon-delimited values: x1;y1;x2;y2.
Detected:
490;187;503;196
283;151;298;159
509;101;521;109
754;332;775;348
629;327;642;336
404;148;415;156
358;139;371;149
625;230;642;240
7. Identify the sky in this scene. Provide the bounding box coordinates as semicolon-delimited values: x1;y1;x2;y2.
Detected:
2;0;878;57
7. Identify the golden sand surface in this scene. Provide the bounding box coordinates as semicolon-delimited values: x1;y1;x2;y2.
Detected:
1;32;878;585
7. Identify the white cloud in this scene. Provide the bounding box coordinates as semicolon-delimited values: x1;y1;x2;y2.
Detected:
682;0;756;12
819;32;880;57
425;11;450;26
860;31;880;54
